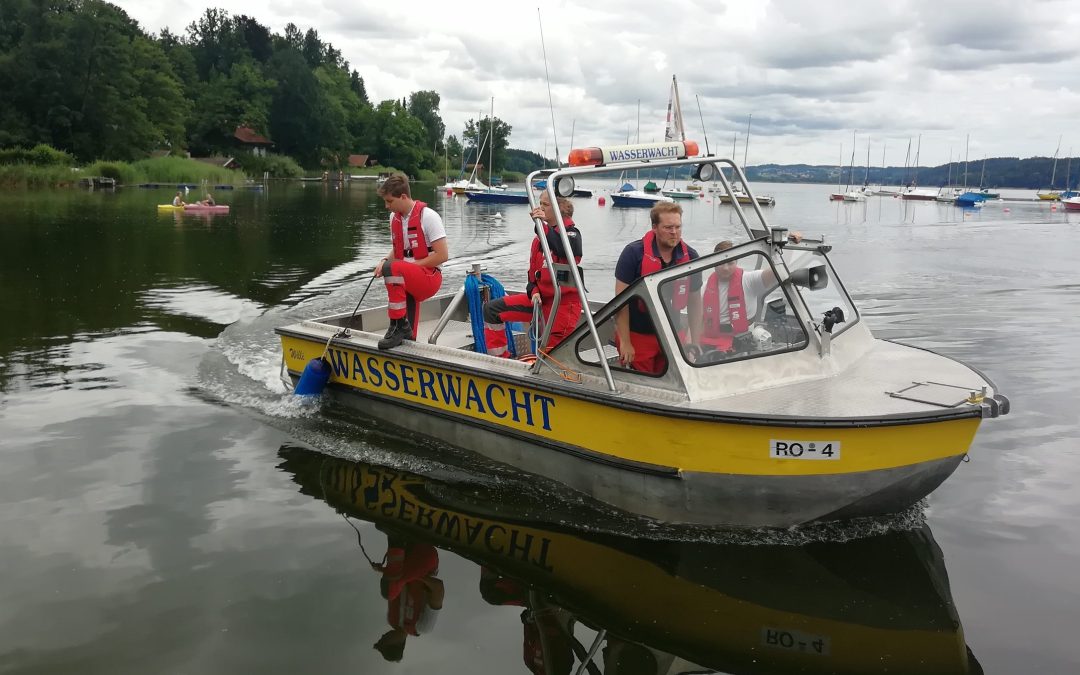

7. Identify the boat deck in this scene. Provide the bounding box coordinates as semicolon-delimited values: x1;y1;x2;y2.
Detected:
690;339;996;419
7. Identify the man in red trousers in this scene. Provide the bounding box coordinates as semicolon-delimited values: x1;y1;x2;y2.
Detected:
374;174;449;349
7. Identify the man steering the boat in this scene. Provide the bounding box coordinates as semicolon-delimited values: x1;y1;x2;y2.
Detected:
374;174;449;350
481;193;582;357
614;202;703;374
701;236;802;355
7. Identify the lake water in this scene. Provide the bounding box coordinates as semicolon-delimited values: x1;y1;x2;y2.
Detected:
2;181;1079;674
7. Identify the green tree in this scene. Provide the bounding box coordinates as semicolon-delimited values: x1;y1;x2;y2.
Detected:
187;61;274;155
364;100;427;177
407;90;445;155
349;71;369;106
268;46;325;166
446;134;462;171
464;116;512;173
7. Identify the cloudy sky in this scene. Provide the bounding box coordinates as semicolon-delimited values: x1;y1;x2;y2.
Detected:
114;0;1080;167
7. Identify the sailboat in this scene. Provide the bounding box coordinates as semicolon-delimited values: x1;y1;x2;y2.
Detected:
658;77;697;200
1038;136;1062;200
716;113;776;206
451;117;491;194
465;98;530;204
842;131;866;202
900;134;938;201
829;144;846;201
1059;150;1077;200
611;88;675;208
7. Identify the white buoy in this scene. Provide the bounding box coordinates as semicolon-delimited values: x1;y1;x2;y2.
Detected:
493;212;503;220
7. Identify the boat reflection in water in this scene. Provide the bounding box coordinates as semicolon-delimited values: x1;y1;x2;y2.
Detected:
279;444;982;674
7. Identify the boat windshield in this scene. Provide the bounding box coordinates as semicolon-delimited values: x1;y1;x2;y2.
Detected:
658;250;809;366
784;246;859;340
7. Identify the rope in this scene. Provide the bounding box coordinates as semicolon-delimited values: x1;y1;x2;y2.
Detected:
318;459;386;571
529;294;582;383
465;273;517;356
529;292;545;355
322;274;377;360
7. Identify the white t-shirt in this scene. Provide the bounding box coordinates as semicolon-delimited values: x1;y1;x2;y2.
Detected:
713;269;770;323
396;203;446;254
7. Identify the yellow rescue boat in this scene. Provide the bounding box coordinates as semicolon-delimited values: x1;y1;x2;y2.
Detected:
276;140;1009;528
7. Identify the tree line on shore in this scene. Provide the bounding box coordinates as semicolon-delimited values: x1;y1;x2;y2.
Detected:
0;1;522;182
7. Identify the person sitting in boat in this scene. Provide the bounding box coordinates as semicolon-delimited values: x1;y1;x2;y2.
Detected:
478;567;575;675
481;194;582;357
374;174;449;349
372;535;445;662
199;193;215;206
613;202;703;374
701;235;803;354
171;191;185;207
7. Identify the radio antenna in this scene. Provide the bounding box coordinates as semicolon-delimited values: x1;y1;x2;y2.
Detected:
538;9;561;166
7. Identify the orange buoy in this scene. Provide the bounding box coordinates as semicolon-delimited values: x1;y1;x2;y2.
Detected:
1003;207;1011;213
598;196;606;206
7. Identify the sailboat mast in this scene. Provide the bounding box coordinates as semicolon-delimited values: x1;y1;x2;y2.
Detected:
913;134;922;187
881;141;887;188
963;134;970;190
903;138;911;187
864;137;871;186
743;114;752;167
846;129;857;191
488;97;495;186
837;144;843;192
1066;149;1073;193
673;76;685;141
695;94;710;155
1050;135;1062;190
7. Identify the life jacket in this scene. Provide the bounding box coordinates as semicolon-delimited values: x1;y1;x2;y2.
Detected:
383;543;438;636
637;229;690;313
702;266;749;351
391;200;430;260
532;218;581;304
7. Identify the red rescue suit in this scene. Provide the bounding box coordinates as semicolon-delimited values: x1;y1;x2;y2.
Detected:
616;230;690;374
701;266;749;351
384;200;442;336
381;543;439;636
483;219;582;356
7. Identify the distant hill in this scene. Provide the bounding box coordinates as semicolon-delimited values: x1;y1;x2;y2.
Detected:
504;148;552;175
748;156;1078;190
503;150;1076;190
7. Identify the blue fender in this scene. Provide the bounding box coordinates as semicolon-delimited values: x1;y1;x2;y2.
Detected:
294;357;332;396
